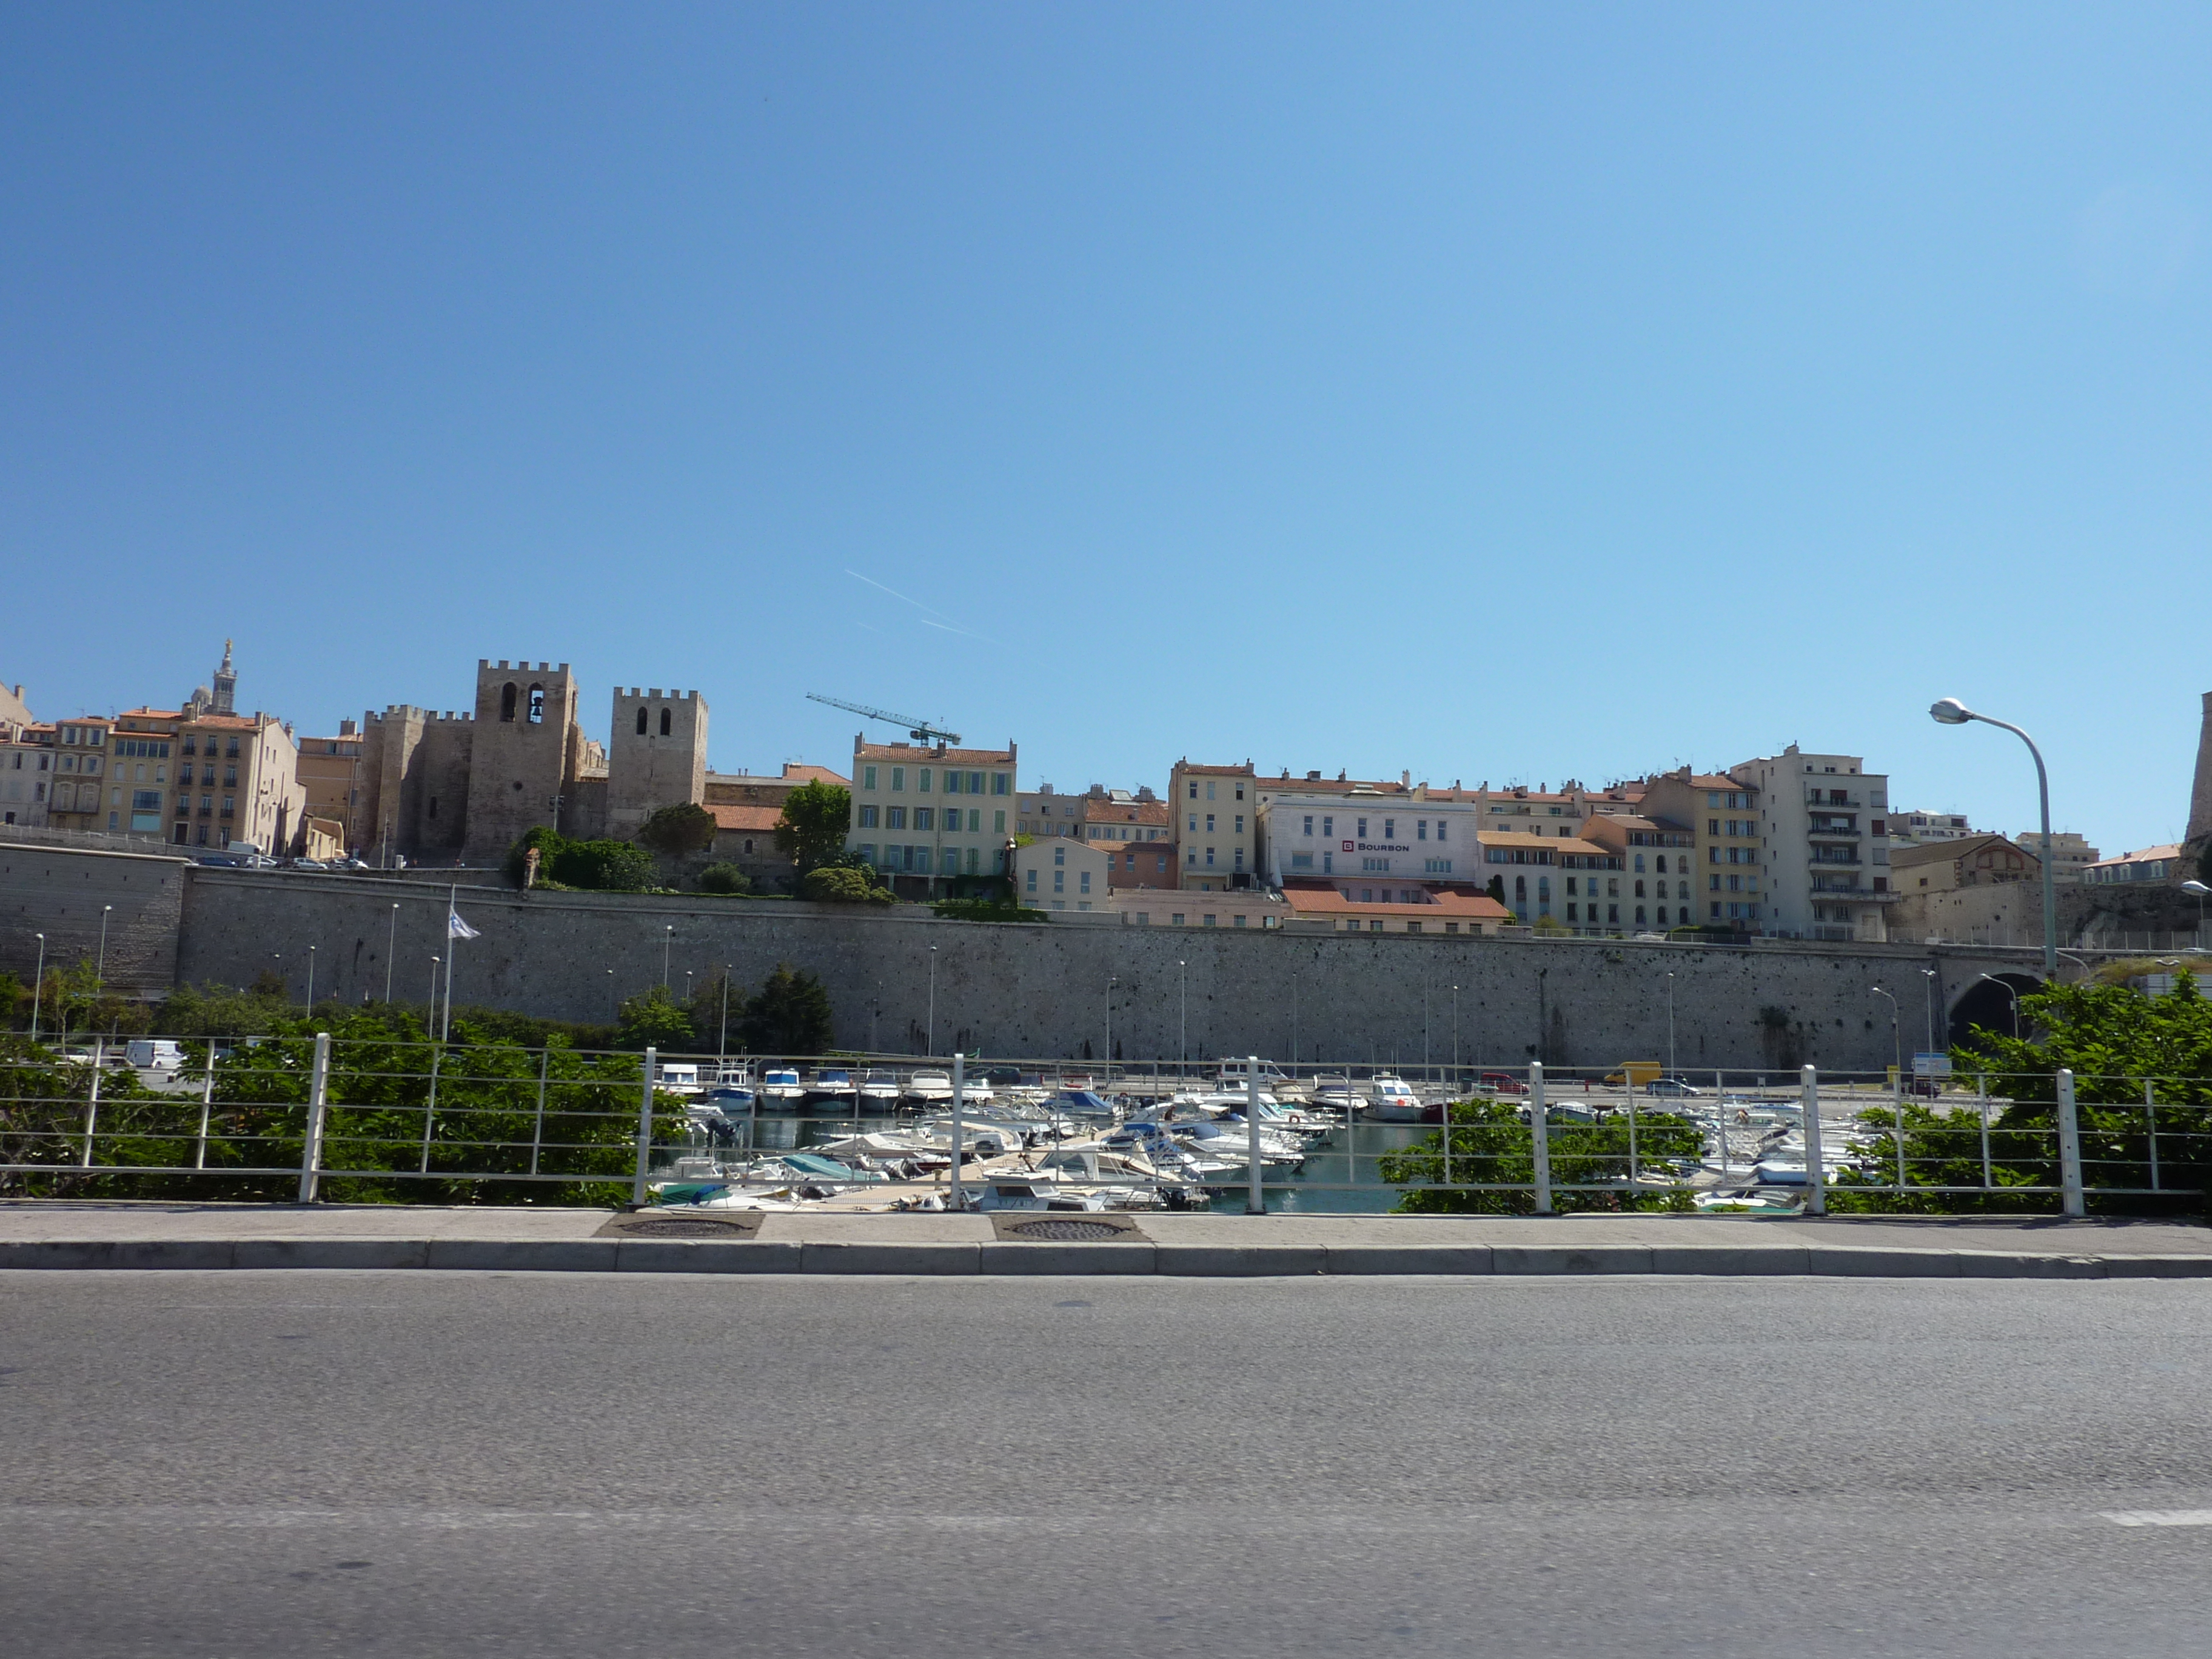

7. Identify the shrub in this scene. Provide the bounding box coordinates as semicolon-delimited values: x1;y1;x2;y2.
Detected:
802;865;893;905
697;863;752;896
637;802;718;859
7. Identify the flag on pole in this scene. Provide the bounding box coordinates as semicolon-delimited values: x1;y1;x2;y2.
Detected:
447;908;480;940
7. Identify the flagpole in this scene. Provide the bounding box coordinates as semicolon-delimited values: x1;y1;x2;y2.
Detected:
442;882;457;1043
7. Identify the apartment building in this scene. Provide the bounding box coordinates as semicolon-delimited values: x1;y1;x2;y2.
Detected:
1;721;53;827
1890;809;1974;847
103;706;305;853
1637;769;1766;932
1278;880;1509;935
2012;830;2098;882
1476;830;1624;930
1014;783;1086;839
1013;783;1171;848
2080;844;2182;886
1107;839;1179;891
43;716;115;832
1170;759;1256;890
1014;836;1111;911
1578;813;1700;931
1728;746;1897;942
847;737;1016;893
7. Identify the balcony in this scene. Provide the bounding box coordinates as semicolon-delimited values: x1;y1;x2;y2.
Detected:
1808;850;1862;868
1806;794;1862;809
1806;820;1860;837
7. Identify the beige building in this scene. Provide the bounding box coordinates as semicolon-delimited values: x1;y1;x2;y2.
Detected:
1;720;54;828
848;736;1016;894
1476;831;1625;930
1170;759;1257;890
295;720;365;852
1116;886;1290;930
1637;769;1767;933
2013;830;2098;883
1890;834;2044;945
1278;879;1508;935
1014;835;1113;911
1578;812;1700;932
115;706;304;853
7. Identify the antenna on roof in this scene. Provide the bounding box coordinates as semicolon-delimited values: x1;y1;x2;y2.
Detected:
804;692;960;746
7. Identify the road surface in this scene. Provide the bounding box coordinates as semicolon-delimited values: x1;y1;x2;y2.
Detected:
3;1270;2209;1655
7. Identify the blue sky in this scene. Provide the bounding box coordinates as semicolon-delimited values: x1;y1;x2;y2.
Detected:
4;5;2207;855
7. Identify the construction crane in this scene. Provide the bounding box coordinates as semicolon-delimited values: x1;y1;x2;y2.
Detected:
805;692;961;746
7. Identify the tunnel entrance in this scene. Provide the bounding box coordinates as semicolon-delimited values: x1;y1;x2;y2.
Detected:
1949;972;2044;1050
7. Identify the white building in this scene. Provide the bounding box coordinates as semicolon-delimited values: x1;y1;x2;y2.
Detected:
0;721;53;828
1727;745;1900;942
1013;836;1111;911
1259;790;1483;886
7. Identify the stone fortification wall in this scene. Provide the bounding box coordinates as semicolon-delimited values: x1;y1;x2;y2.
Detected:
170;868;2030;1072
1;843;190;995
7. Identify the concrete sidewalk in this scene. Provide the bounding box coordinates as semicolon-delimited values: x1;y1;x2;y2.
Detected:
1;1202;2208;1276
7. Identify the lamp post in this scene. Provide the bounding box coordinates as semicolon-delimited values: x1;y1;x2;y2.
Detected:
1451;984;1460;1077
926;945;937;1057
30;932;45;1046
430;954;441;1013
306;943;317;1010
1920;966;1939;1060
1977;973;2021;1041
606;967;616;1021
1871;984;1900;1083
384;903;400;1003
1929;698;2059;977
1178;959;1188;1079
96;905;113;993
662;925;674;990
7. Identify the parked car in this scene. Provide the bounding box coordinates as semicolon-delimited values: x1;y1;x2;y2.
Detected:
1476;1071;1529;1096
289;859;329;872
1645;1077;1706;1097
126;1039;184;1071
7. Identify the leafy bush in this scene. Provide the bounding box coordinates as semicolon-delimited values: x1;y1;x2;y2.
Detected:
930;899;1045;923
774;780;854;876
1378;1099;1701;1214
697;862;752;895
617;985;695;1050
504;830;657;892
801;865;893;905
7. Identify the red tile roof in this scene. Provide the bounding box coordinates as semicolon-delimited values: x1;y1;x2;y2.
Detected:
854;742;1013;765
1280;880;1511;920
781;763;849;785
709;804;785;833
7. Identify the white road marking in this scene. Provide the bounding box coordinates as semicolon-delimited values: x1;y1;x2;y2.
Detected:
2101;1510;2212;1526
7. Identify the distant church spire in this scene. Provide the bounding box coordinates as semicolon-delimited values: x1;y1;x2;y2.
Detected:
212;638;236;716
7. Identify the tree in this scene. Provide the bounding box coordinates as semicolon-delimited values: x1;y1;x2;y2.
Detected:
637;802;718;859
506;825;567;886
616;985;695;1050
801;864;893;904
774;779;854;876
741;964;834;1054
1829;970;2212;1215
1378;1099;1702;1214
697;862;752;895
555;839;657;892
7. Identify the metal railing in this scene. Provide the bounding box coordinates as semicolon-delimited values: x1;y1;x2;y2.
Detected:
6;1034;2203;1217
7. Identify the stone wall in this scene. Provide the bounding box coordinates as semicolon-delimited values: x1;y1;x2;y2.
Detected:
0;843;190;995
164;866;2036;1071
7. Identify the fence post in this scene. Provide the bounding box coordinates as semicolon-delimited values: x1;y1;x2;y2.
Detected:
2055;1067;2084;1218
530;1047;549;1178
949;1051;965;1212
1245;1054;1264;1215
631;1045;657;1207
194;1049;216;1170
1979;1074;1991;1193
2145;1081;2159;1193
1529;1060;1552;1214
76;1036;109;1167
297;1031;331;1204
1801;1064;1824;1216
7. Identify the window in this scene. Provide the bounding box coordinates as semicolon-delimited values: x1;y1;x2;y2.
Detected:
864;766;877;791
635;706;648;735
1188;814;1198;833
1302;816;1313;836
1656;854;1667;874
968;772;984;793
945;771;962;796
1054;870;1065;893
1384;819;1394;839
914;807;933;831
1291;852;1313;869
1205;814;1215;833
1079;871;1091;894
1025;868;1037;892
1171;913;1185;925
993;809;1005;833
1607;903;1619;923
1418;820;1428;840
1203;914;1217;927
1235;816;1243;833
1436;820;1447;842
891;767;905;791
918;768;931;792
1206;782;1216;800
1188;782;1197;799
993;773;1008;795
1205;847;1215;866
1567;903;1580;922
859;805;879;828
887;806;906;829
1634;880;1645;897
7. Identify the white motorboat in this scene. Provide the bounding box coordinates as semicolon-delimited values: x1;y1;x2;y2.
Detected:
1312;1074;1361;1116
759;1067;808;1108
805;1067;860;1113
858;1069;903;1108
905;1070;956;1105
1365;1074;1427;1122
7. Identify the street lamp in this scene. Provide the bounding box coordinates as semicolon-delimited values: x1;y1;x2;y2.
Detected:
1870;984;1900;1084
430;954;441;1012
1977;973;2022;1041
1920;966;1938;1059
1178;959;1188;1078
96;905;113;993
1929;698;2058;977
384;903;400;1004
30;932;45;1046
662;925;674;990
306;943;317;1010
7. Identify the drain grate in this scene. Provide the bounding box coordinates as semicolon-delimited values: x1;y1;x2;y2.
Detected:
1007;1218;1127;1242
621;1218;752;1238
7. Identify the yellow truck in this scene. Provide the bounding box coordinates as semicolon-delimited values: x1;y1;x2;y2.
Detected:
1603;1061;1663;1088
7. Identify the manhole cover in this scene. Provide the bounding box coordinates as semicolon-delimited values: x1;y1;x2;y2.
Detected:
1007;1218;1126;1241
621;1218;751;1238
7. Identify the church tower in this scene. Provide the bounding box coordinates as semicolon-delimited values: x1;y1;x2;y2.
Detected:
212;639;236;717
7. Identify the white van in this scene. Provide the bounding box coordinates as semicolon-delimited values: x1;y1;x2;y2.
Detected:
126;1039;184;1071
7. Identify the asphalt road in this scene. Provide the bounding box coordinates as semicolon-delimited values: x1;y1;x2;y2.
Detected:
4;1272;2211;1657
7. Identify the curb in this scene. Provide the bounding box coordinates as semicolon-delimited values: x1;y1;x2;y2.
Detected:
5;1238;2212;1278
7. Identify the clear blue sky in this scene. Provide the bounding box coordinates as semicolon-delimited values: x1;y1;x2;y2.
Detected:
5;5;2207;856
